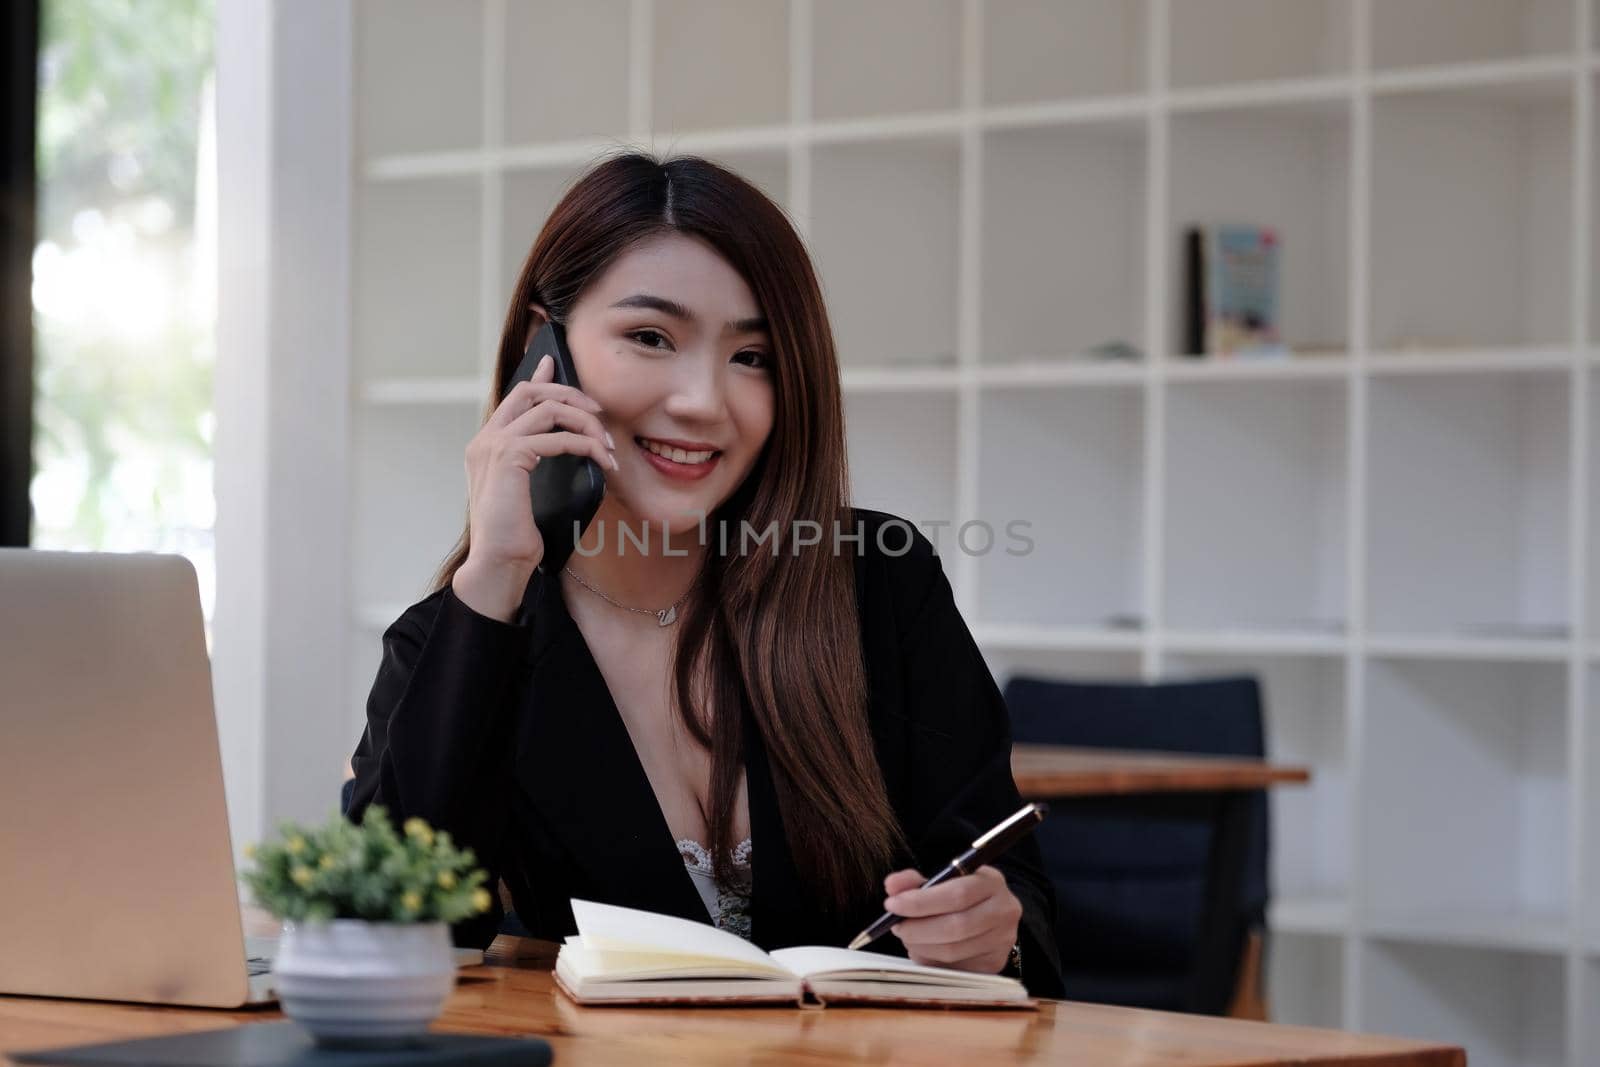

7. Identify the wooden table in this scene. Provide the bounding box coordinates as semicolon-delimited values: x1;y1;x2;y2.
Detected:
1010;743;1311;798
0;936;1462;1066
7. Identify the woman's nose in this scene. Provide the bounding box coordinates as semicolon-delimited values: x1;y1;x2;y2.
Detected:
662;358;728;422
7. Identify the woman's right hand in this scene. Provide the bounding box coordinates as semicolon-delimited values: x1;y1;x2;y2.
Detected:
452;352;617;621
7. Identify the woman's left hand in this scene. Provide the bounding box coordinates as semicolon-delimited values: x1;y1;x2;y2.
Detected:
881;865;1022;974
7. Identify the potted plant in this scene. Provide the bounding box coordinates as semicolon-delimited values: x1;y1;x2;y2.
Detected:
240;805;493;1048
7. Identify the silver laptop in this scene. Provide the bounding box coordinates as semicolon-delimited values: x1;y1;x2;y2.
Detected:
0;549;482;1008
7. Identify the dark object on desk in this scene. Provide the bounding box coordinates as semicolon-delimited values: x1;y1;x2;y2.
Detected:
1002;675;1269;1017
13;1021;552;1067
340;778;532;939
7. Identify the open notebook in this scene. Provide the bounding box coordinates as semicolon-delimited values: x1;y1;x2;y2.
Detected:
553;899;1034;1009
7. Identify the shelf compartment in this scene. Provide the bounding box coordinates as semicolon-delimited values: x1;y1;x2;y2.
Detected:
1370;79;1573;352
973;622;1144;654
1163;380;1347;632
1362;660;1569;926
1266;932;1344;1030
1162;628;1347;657
354;176;482;380
1168;99;1350;358
812;0;959;121
810;136;960;367
350;405;481;611
1372;0;1574;71
982;119;1146;366
1163;355;1348;382
977;361;1147;389
502;1;631;147
975;388;1144;629
1365;633;1571;663
650;0;788;135
1162;654;1349;908
981;0;1145;106
844;392;957;534
1169;0;1349;90
355;0;483;158
1366;373;1570;635
1366;346;1576;376
981;649;1145;699
1364;908;1570;954
1270;894;1349;936
1361;942;1565;1067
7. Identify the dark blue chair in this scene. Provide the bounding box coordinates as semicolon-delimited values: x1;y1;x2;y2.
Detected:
1002;675;1269;1015
340;777;531;939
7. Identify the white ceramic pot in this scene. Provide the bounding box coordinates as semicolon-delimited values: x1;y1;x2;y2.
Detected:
273;919;455;1048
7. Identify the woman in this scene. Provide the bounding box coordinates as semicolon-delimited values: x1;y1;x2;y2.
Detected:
348;151;1063;997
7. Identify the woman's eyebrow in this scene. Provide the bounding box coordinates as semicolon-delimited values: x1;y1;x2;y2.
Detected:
609;292;768;336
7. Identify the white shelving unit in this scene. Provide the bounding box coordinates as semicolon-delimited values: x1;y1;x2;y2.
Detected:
339;2;1599;1063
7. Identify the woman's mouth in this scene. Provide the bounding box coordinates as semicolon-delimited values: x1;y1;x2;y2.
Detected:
635;437;723;481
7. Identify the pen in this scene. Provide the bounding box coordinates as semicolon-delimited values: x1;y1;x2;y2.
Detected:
846;802;1049;952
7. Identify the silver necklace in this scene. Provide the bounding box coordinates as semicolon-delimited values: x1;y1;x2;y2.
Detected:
562;566;685;627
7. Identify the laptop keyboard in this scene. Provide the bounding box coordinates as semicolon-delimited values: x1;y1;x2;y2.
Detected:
246;956;272;977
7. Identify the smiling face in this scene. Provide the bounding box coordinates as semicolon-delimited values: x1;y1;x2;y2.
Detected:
537;232;777;539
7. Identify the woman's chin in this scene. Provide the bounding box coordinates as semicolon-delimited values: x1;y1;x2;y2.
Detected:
600;491;721;544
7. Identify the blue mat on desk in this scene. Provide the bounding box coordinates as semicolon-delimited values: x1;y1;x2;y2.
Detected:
13;1021;552;1066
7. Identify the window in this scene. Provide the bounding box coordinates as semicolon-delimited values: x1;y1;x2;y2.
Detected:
30;0;216;616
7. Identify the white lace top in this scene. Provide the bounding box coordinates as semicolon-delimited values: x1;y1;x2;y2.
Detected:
677;836;754;941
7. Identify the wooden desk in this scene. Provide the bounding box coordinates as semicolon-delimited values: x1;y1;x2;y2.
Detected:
0;936;1462;1066
1011;744;1311;798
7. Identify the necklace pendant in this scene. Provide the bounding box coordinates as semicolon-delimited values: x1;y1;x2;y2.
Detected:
657;604;677;627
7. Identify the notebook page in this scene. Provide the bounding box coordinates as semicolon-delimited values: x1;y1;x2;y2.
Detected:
570;898;784;970
558;944;794;982
769;946;1023;988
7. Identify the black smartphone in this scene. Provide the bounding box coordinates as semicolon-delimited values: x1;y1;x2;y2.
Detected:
503;320;606;574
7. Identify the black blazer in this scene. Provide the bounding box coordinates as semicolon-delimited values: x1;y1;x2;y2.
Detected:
348;507;1064;997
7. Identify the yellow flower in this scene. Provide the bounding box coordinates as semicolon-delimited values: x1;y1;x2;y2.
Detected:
291;865;314;888
471;888;493;914
319;854;337;870
401;890;423;913
436;871;456;890
286;836;306;855
243;843;256;860
403;818;433;847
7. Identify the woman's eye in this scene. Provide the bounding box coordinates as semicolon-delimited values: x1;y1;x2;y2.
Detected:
627;329;671;350
734;350;771;369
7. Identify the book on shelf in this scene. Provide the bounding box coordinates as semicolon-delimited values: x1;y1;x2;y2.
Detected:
553;899;1035;1009
1183;224;1289;360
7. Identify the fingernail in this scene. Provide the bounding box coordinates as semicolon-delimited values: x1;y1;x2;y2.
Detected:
538;354;552;370
605;431;615;449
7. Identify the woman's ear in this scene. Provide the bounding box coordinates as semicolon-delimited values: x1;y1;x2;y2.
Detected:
524;303;550;348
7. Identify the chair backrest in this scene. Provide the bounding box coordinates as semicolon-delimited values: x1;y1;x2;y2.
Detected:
1002;674;1269;1013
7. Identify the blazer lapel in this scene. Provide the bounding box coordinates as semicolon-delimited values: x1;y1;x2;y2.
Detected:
510;568;710;925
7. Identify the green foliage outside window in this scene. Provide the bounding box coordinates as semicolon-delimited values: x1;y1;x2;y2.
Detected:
32;0;217;610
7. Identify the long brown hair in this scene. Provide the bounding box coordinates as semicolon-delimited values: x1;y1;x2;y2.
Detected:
432;150;904;911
